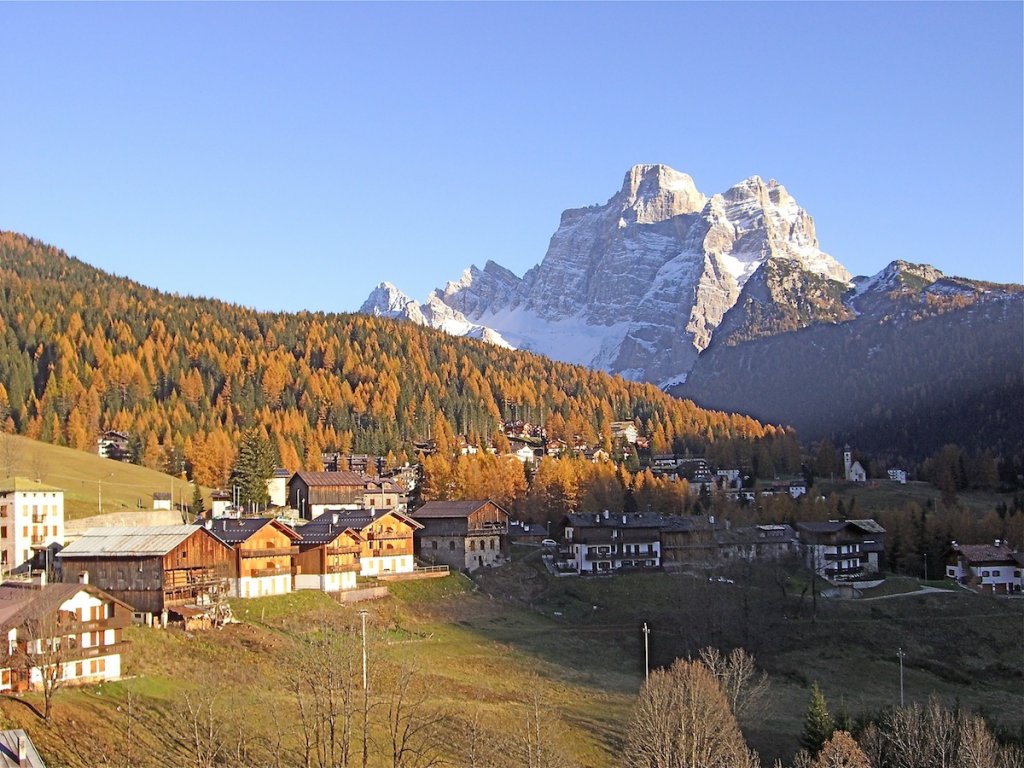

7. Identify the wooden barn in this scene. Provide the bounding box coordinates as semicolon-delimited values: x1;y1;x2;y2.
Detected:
56;525;234;618
411;500;509;572
288;471;369;520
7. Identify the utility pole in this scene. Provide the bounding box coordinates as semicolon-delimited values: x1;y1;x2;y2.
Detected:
923;552;928;581
97;479;102;514
359;609;369;690
897;647;906;707
642;622;650;680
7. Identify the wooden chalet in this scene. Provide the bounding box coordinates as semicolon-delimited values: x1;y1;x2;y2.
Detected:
56;525;234;619
0;578;132;693
293;516;362;592
205;518;301;598
289;471;372;520
411;500;509;572
312;509;421;577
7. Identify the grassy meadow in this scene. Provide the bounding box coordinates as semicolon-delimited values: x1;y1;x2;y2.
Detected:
0;549;1018;767
0;432;197;519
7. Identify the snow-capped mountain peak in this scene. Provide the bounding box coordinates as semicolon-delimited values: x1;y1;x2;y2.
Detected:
359;165;860;384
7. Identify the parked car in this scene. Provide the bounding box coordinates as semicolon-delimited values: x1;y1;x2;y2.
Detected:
541;538;558;548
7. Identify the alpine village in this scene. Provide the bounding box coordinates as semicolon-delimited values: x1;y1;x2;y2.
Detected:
0;224;1016;768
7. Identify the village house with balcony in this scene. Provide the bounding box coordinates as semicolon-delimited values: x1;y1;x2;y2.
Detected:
797;519;886;584
206;518;301;598
561;510;662;574
946;540;1022;594
411;500;509;573
313;509;421;577
293;514;362;592
0;478;64;573
0;576;131;693
57;525;235;622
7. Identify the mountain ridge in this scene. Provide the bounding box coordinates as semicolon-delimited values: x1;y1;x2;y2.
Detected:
361;164;856;385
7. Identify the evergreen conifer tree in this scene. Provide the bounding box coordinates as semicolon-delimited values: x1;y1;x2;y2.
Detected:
190;483;205;518
801;682;836;757
231;429;275;510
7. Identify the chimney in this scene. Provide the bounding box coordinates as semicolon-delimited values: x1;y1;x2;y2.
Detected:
79;571;89;585
603;510;609;520
995;539;1001;548
333;513;339;526
205;519;212;530
622;515;626;524
18;733;26;766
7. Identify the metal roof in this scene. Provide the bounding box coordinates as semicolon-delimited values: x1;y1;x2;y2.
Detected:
56;525;205;557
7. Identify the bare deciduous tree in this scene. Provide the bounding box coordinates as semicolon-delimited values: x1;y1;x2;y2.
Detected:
622;658;760;768
378;663;446;768
857;697;1013;768
697;646;770;718
176;691;227;768
290;617;362;768
20;611;75;721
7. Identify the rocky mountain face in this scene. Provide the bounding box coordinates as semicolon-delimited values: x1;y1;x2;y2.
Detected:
675;262;1024;458
360;164;851;385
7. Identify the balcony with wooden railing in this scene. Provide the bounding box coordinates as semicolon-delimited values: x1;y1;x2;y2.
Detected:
365;544;413;557
327;544;361;555
249;567;289;579
327;562;361;574
241;546;298;558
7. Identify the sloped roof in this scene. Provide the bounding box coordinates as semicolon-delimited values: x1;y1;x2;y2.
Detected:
413;500;507;519
57;525;207;557
312;508;423;530
0;729;46;768
659;515;723;533
798;519;885;535
566;511;665;529
0;581;132;633
206;517;301;544
955;543;1018;564
293;519;362;545
0;477;62;494
291;471;367;487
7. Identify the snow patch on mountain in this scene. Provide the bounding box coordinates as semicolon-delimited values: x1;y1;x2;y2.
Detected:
359;164;857;383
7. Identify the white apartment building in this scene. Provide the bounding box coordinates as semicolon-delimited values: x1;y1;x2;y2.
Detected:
0;478;64;572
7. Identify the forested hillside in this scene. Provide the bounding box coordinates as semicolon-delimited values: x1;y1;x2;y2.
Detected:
678;274;1024;465
0;232;772;487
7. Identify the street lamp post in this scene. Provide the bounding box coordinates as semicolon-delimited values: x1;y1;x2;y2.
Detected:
359;609;369;690
642;622;650;681
897;647;906;707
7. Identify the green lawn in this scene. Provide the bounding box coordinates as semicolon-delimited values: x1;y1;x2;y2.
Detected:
0;432;203;519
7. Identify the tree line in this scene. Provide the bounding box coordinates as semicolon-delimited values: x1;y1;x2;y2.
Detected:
0;231;772;488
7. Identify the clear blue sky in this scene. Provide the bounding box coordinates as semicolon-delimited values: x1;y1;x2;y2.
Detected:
2;2;1021;313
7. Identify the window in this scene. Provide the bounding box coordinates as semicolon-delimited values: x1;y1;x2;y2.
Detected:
469;540;476;551
489;539;495;551
982;571;990;577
